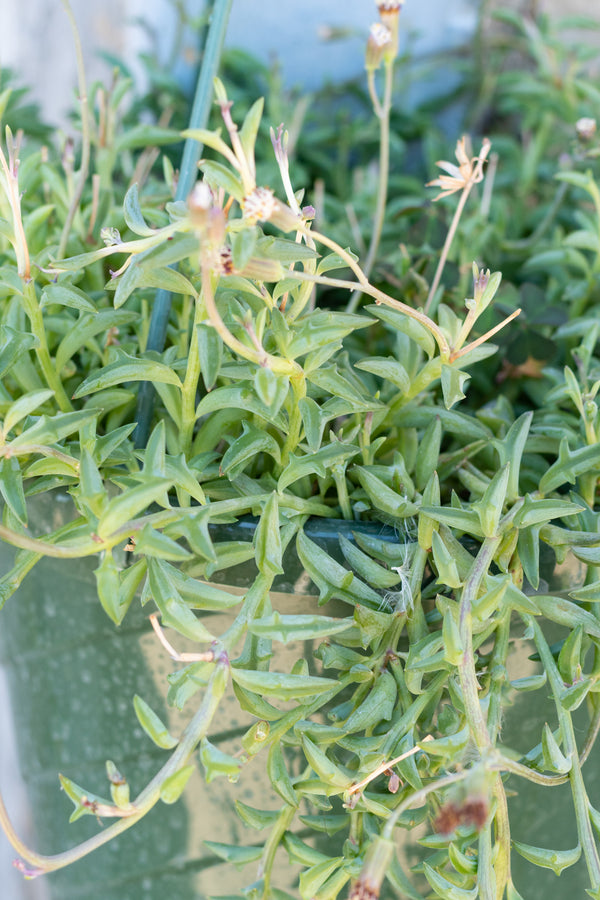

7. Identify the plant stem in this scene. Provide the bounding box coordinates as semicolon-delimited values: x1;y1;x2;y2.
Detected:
424;184;474;315
257;803;296;891
347;60;394;314
134;0;233;448
22;281;73;412
486;611;510;743
531;617;600;889
383;769;472;838
492;776;511;899
332;465;353;520
292;268;450;358
179;290;204;459
1;656;228;875
280;373;306;468
57;0;91;260
458;536;501;751
202;262;301;376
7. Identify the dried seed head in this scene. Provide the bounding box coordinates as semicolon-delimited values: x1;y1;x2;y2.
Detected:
101;226;122;247
366;22;393;70
374;0;402;60
434;795;489;835
189;181;226;245
349;837;394;900
576;117;597;141
242;186;278;223
427;136;492;201
188;180;213;211
376;0;403;11
242;186;301;233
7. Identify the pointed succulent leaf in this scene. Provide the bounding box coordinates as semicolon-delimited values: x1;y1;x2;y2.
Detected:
267;741;298;806
133;695;179;749
473;463;510;537
148;559;214;641
200;737;243;783
541;724;571;774
299;858;344;900
342;670;397;733
301;737;353;790
160;765;195;804
423;862;477;899
73;350;181;398
235;800;280;830
3;389;53;435
96;478;173;538
203;841;263;870
248;612;353;644
355;468;418;519
278;443;359;493
512;840;581;875
123;183;156;236
254;492;283;576
94;551;122;624
231;667;335;700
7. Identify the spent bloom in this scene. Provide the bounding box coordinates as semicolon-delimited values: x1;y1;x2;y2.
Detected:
576;117;597;141
375;0;403;60
427;136;492;201
242;186;301;232
366;23;393;70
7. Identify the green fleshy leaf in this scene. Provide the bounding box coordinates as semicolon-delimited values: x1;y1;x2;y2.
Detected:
248;612;353;644
512;840;581;875
200;737;243;783
231;667;335;701
73;350;182;398
133;695;179;749
160;765;195;804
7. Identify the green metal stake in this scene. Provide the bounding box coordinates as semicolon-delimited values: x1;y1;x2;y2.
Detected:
134;0;233;447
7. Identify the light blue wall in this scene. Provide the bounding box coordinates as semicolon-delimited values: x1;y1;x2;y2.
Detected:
224;0;479;90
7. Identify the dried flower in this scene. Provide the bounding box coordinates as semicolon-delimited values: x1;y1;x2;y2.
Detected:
349;836;394;900
242;186;278;223
576;117;597;142
101;226;122;247
427;137;492;201
189;181;226;245
188;180;213;212
375;0;403;61
242;186;301;232
473;266;490;301
366;23;393;71
375;0;404;13
434;795;489;835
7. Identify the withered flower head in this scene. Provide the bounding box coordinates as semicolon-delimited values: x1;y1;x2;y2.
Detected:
349;837;394;900
375;0;403;60
242;186;301;233
189;181;226;245
427;136;492;201
376;0;404;11
576;117;597;142
434;795;489;835
366;22;393;70
242;186;278;223
188;180;213;211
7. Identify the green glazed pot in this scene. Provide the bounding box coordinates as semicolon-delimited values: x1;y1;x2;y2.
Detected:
0;492;597;900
